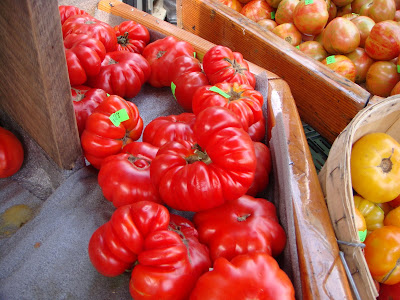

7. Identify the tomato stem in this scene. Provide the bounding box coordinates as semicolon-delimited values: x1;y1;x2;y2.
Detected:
237;214;251;222
186;144;212;165
128;155;151;169
223;57;249;75
117;32;130;46
378;148;394;173
71;87;86;102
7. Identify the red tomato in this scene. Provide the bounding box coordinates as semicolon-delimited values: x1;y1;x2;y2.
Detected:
114;20;150;54
58;5;88;25
88;201;170;277
151;106;257;212
192;82;264;131
64;33;106;86
248;114;266;142
70;85;108;135
361;0;396;23
86;51;151;99
272;22;303;46
275;0;300;24
80;95;143;169
142;36;195;88
298;40;328;61
240;0;275;22
351;16;376;48
366;61;400;97
189;252;295;300
98;142;162;207
142;113;196;148
364;225;400;285
193;195;285;261
345;47;375;84
293;0;329;36
322;55;357;82
322;17;361;54
247;142;272;196
0;127;24;178
328;1;338;23
365;20;400;61
62;14;117;52
202;45;256;88
352;0;371;14
379;282;400;300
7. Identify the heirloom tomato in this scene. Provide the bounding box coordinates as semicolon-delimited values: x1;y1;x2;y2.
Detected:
379;281;400;299
58;5;88;25
151;106;256;212
293;0;329;36
351;0;371;14
366;61;400;97
0;127;24;178
202;45;256;88
80;95;143;169
189;252;295;300
193;195;286;261
70;85;108;135
322;17;361;54
351;132;400;203
86;51;151;99
168;55;210;112
298;41;328;61
345;47;375;84
384;206;400;227
114;20;150;54
248;115;266;142
192;82;264;131
98;142;161;208
350;16;376;48
275;0;300;25
240;0;275;23
361;0;396;23
272;23;302;46
64;33;106;86
217;0;243;12
354;207;367;241
142;112;196;148
322;55;357;82
247;142;272;196
142;36;195;87
364;225;400;285
88;201;170;277
62;14;117;52
257;18;278;30
354;195;385;233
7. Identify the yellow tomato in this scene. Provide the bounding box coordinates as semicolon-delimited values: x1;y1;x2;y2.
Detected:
354;195;384;233
351;132;400;203
384;206;400;228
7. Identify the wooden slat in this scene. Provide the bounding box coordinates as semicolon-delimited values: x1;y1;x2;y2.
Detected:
0;0;81;169
176;0;373;144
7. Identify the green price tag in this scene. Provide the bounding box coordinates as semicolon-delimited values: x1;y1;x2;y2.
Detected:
326;55;336;65
397;65;400;73
305;0;313;4
271;11;275;20
109;108;130;127
210;86;231;98
106;93;110;97
193;52;197;58
296;45;300;49
358;229;367;242
171;82;177;99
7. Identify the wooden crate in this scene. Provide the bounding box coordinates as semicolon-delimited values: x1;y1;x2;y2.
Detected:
176;0;385;145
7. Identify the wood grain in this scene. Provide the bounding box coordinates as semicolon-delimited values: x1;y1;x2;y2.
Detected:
0;0;81;169
176;0;373;144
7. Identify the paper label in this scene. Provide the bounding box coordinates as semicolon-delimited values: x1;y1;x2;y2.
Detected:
171;82;177;99
210;86;231;98
358;229;367;242
397;65;400;73
305;0;313;4
109;108;130;127
326;55;336;65
271;12;275;20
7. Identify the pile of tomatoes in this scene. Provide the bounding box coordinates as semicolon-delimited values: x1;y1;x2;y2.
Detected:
350;132;400;299
218;0;400;98
59;5;295;300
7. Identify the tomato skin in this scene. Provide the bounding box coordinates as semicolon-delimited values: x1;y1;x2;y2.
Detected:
240;0;275;23
384;206;400;227
193;195;286;261
142;36;195;88
322;55;357;82
293;0;329;36
298;40;328;62
0;127;24;178
151;106;256;212
58;5;88;25
192;82;264;131
114;20;150;54
364;225;400;285
322;17;360;54
71;85;108;136
275;0;300;25
98;142;162;208
351;133;400;203
86;51;151;99
345;47;375;84
354;195;384;233
216;0;243;12
366;61;400;98
351;16;376;48
80;95;143;169
62;14;117;52
247;142;272;196
202;45;256;88
189;252;295;300
378;281;400;300
272;22;303;46
88;201;170;277
248;115;266;142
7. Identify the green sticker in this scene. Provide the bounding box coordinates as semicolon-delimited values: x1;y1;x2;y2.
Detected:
193;52;197;58
171;82;177;99
106;93;110;97
109;108;130;127
326;55;336;65
271;11;275;20
210;86;231;98
305;0;313;4
358;229;367;242
296;45;300;49
397;65;400;73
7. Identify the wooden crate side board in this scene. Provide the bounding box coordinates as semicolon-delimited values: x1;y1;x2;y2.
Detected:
177;0;372;144
0;0;81;169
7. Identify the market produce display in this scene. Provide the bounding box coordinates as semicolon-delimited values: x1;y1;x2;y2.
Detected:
56;5;292;299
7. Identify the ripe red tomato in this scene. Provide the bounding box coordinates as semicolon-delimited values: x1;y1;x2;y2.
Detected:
272;22;303;46
216;0;244;12
298;40;328;61
379;282;400;300
322;55;357;82
247;142;272;196
293;0;329;36
351;0;371;14
70;85;108;135
365;20;400;61
366;61;400;97
322;17;361;54
240;0;275;22
0;127;24;178
345;47;375;84
275;0;300;25
58;5;88;25
361;0;396;23
114;20;150;54
248;115;266;142
351;15;376;48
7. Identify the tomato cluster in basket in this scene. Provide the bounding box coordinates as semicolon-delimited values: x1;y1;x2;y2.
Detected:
217;0;400;98
350;132;400;299
59;5;296;300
